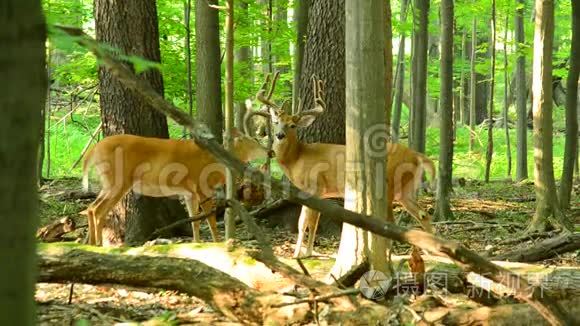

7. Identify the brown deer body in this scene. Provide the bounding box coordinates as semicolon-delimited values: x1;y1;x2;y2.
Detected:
245;76;435;258
81;130;267;246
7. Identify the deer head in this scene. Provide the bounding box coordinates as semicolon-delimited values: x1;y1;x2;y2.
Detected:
244;74;326;143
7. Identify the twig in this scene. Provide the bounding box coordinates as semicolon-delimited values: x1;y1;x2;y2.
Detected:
70;122;102;170
226;199;274;258
67;283;74;304
272;288;360;308
295;258;311;277
148;210;215;239
498;230;558;245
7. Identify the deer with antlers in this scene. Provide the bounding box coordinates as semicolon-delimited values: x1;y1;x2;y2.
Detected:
244;74;436;258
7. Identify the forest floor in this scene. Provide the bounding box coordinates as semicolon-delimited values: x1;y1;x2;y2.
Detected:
36;177;579;325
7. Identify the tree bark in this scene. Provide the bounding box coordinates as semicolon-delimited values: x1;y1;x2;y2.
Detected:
391;0;409;142
94;0;188;246
331;0;390;279
529;0;568;232
183;0;193;138
384;0;393;133
559;0;580;209
485;0;497;183
434;0;454;221
292;0;309;114
196;0;223;143
0;1;46;323
409;0;429;153
224;0;235;240
515;0;528;180
298;0;346;144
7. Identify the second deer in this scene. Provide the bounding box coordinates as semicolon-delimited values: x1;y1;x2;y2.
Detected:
245;75;435;258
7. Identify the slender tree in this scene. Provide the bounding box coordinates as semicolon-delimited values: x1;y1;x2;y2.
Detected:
410;0;429;153
485;0;497;182
196;0;223;143
94;0;187;245
559;0;580;209
224;0;236;239
183;0;193;137
331;0;389;278
385;0;393;132
298;0;346;144
529;0;570;231
434;0;454;221
469;17;477;151
514;0;528;180
0;1;46;323
292;0;309;114
503;13;512;177
235;0;253;129
459;28;467;125
392;0;409;142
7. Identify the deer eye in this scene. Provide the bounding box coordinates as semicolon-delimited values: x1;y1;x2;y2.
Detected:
290;124;296;129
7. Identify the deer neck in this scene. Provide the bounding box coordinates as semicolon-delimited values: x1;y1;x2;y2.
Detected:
273;133;300;166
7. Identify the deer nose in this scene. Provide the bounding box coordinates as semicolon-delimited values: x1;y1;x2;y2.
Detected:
276;132;286;140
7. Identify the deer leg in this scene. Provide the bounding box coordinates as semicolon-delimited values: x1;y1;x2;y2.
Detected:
185;194;201;242
305;210;321;257
399;195;433;233
294;206;319;258
90;191;125;246
201;198;220;242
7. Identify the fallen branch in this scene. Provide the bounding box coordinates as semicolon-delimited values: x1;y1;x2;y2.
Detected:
272;288;360;308
36;217;76;242
148;209;215;240
498;230;559;246
492;232;580;263
54;25;575;326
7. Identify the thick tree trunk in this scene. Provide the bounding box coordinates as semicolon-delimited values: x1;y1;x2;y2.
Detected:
298;0;346;144
515;0;528;180
529;0;567;232
0;1;46;323
94;0;188;246
196;0;223;143
485;0;497;183
391;0;409;142
292;0;309;114
434;0;454;221
331;0;390;278
559;0;580;209
409;0;429;153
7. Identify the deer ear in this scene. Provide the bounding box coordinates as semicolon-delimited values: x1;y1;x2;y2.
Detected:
296;114;316;128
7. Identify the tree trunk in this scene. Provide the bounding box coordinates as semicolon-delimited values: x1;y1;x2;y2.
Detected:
259;0;273;74
391;0;409;142
0;1;46;323
224;0;235;239
331;0;389;279
272;0;290;79
235;1;253;130
196;0;223;143
94;0;188;246
485;0;497;183
434;0;454;221
183;0;193;138
504;13;512;177
459;28;468;125
515;0;528;180
384;0;393;133
409;0;429;153
292;0;309;114
469;18;477;151
559;0;580;209
298;0;346;144
529;0;567;232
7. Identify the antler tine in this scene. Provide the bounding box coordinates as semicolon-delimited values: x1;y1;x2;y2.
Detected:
243;99;272;137
266;71;281;100
298;75;326;117
256;73;280;109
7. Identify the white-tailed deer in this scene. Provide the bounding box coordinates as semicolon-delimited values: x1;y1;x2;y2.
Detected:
81;129;267;246
245;75;436;258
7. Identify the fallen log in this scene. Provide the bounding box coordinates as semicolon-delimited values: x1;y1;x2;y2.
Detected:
37;244;391;324
492;232;580;263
